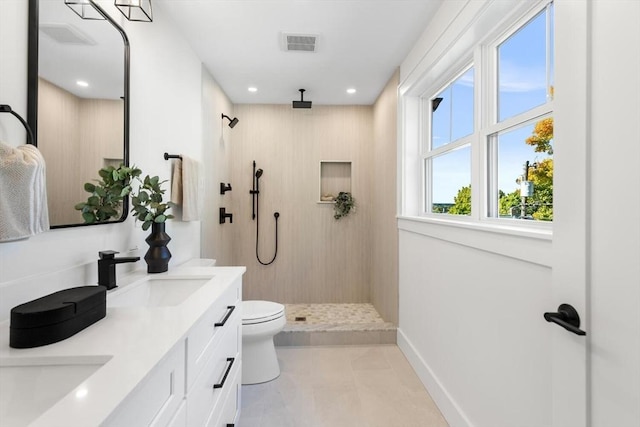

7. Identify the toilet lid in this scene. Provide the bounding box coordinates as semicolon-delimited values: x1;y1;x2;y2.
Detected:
242;300;285;325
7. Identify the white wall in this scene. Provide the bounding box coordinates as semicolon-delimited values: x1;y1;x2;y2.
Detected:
200;67;234;266
398;1;640;427
397;3;555;425
398;228;552;427
0;1;205;320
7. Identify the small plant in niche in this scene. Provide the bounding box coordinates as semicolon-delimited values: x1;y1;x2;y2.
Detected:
333;191;355;220
130;175;175;231
75;164;141;223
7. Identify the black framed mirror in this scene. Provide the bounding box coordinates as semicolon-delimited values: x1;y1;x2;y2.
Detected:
27;0;130;228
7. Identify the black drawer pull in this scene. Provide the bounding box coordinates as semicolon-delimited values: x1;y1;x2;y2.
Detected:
214;305;236;327
213;357;235;389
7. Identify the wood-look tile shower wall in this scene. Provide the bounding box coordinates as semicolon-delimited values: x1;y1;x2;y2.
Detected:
231;104;374;304
371;70;399;324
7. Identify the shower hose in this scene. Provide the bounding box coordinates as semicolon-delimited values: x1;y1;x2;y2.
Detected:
255;195;279;265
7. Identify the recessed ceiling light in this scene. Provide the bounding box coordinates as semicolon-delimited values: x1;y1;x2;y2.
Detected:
76;80;89;87
346;88;356;94
248;87;258;92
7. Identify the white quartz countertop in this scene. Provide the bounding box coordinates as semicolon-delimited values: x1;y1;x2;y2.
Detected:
0;263;245;427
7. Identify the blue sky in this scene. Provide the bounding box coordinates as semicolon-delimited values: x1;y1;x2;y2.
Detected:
431;5;553;205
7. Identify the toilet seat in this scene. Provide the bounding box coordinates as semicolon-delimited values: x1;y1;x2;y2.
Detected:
242;300;285;325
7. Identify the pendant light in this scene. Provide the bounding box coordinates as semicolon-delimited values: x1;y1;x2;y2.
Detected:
64;0;106;20
115;0;153;22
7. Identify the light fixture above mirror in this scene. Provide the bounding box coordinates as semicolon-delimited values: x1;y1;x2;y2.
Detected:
64;0;105;20
115;0;153;22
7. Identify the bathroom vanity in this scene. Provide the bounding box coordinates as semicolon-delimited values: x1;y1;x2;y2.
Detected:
0;263;244;427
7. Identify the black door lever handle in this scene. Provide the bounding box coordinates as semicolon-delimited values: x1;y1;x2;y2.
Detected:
544;303;586;336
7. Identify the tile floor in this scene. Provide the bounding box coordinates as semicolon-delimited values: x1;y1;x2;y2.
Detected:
237;345;449;427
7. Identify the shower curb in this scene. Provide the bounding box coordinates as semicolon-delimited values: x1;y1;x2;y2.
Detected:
274;328;397;347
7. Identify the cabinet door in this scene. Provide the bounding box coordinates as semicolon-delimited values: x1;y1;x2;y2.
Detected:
103;342;186;427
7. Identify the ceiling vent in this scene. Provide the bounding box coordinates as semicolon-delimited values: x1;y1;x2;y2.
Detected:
39;23;96;45
282;33;318;52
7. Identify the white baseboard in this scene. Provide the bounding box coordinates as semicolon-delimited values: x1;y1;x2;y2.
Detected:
397;328;474;427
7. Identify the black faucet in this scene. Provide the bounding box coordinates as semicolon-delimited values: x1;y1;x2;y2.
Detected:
98;250;140;290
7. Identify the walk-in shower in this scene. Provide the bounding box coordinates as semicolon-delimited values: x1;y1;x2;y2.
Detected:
250;161;279;265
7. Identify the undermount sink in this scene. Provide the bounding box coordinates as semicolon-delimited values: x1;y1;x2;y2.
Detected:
0;355;111;427
107;275;213;308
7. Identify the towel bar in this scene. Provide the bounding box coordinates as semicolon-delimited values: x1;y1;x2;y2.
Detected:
164;152;182;160
0;104;35;145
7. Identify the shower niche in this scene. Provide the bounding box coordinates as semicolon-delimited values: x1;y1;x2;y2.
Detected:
318;160;352;203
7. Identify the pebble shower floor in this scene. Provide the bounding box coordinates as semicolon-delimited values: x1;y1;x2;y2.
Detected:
275;303;396;346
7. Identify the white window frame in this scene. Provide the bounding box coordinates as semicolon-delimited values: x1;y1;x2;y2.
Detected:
407;0;554;236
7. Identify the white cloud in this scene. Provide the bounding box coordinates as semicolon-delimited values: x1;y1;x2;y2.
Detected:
499;60;547;93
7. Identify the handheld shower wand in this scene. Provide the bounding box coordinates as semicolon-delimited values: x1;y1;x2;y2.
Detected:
250;161;263;220
250;161;279;265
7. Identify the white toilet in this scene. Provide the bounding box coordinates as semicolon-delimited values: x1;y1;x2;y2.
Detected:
241;300;286;385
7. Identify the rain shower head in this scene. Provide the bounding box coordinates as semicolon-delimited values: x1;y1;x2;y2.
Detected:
255;169;263;179
292;89;312;109
221;113;239;128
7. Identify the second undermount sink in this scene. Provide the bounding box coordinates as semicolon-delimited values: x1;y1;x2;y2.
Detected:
107;275;213;308
0;355;111;427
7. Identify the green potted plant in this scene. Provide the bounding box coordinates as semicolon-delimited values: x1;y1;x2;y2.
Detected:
333;191;356;220
74;164;141;223
130;174;175;273
77;167;175;273
130;175;175;231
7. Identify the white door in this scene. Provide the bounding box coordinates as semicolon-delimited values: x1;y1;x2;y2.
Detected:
553;1;640;426
586;2;640;426
551;1;590;425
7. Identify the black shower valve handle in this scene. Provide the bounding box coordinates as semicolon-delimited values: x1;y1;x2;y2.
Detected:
220;182;232;194
219;207;233;224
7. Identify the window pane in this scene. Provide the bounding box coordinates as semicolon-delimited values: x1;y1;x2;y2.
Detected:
498;8;552;121
431;90;451;149
431;68;474;149
430;146;471;215
493;117;553;220
452;68;474;141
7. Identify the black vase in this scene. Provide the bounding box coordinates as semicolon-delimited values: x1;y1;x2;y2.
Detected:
144;222;171;273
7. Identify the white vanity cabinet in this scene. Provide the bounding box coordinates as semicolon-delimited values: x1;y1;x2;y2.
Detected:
186;276;241;388
0;265;246;427
103;274;242;427
186;275;242;426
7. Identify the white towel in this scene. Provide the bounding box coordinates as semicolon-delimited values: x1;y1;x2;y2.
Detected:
181;156;203;221
170;159;182;205
0;142;50;242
